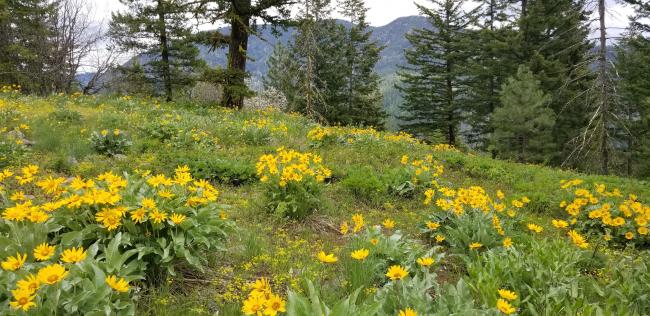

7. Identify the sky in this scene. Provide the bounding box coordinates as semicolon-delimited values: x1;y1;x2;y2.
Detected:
84;0;636;69
89;0;635;29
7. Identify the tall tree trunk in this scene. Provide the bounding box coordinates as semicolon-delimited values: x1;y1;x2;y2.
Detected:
598;0;609;174
224;0;251;109
157;0;172;102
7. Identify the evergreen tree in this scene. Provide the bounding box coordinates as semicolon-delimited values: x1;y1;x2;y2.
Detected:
264;43;301;108
265;0;384;127
516;0;592;165
196;0;294;109
622;0;650;32
337;0;386;127
110;0;205;101
396;0;477;144
492;66;555;163
0;0;57;94
464;0;517;149
614;29;650;177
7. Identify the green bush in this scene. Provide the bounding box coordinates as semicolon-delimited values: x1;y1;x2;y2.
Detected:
242;127;271;146
90;129;132;156
0;138;26;169
178;156;256;186
48;107;83;123
385;168;416;198
341;167;385;200
140;120;178;141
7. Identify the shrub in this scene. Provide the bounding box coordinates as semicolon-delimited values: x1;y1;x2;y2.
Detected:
557;179;650;248
48;107;82;123
0;165;233;313
386;154;444;198
90;129;132;156
141;119;178;142
0;138;27;169
178;155;256;186
256;148;331;219
422;185;530;256
464;238;605;314
341;167;385;201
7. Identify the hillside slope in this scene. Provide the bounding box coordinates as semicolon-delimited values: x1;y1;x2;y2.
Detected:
1;94;649;315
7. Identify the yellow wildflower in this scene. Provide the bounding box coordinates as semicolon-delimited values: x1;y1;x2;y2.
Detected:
416;257;434;267
33;243;56;261
350;249;369;261
386;265;408;280
498;289;518;301
317;251;338;263
61;247;87;263
1;253;27;271
37;264;68;285
106;275;129;292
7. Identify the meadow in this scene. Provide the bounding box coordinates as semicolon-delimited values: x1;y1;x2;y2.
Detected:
1;89;650;315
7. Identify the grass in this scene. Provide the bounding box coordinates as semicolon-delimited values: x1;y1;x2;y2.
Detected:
1;93;650;315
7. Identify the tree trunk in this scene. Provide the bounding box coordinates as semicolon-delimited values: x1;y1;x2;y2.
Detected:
224;1;251;110
598;0;609;175
157;0;172;102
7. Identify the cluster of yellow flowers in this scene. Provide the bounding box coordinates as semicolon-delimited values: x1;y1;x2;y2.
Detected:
400;154;444;185
243;117;288;135
241;278;286;316
340;213;366;235
306;125;334;142
256;147;331;187
426;185;528;219
496;289;518;314
1;165;219;230
424;185;530;251
306;125;421;146
1;245;129;311
432;144;459;152
558;180;649;243
0;84;21;94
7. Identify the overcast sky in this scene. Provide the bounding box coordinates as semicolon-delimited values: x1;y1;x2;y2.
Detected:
90;0;634;29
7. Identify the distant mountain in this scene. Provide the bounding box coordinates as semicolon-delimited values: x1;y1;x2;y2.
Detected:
198;16;430;80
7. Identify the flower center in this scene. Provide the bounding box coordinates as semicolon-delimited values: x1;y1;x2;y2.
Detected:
48;275;58;283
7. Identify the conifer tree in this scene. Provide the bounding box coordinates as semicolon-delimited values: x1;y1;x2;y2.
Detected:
464;0;517;149
264;43;301;107
337;0;386;127
396;0;477;144
196;0;295;109
110;0;205;101
622;0;650;32
0;0;57;94
613;27;650;177
516;0;592;165
492;66;555;163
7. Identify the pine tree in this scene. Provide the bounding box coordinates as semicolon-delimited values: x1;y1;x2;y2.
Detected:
285;0;336;120
464;0;517;149
0;0;57;94
396;0;477;144
614;28;650;177
196;0;294;109
491;66;555;163
516;0;593;165
622;0;650;32
337;0;386;127
110;0;205;101
264;43;301;108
